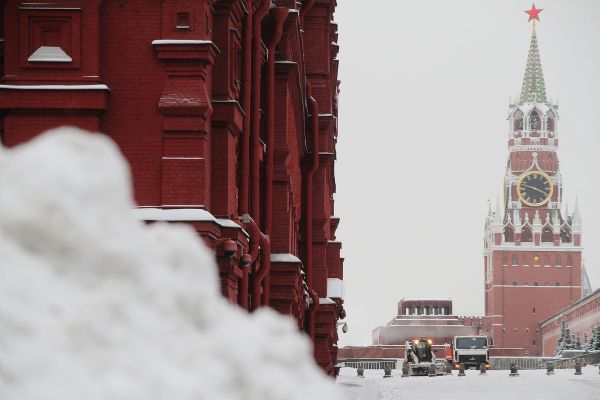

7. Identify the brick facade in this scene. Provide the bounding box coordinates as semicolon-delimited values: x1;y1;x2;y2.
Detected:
0;0;345;375
541;288;600;356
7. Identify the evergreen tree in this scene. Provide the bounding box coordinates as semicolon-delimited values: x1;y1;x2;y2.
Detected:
593;324;600;351
555;322;569;356
583;333;590;351
588;326;596;351
564;333;574;350
575;334;582;350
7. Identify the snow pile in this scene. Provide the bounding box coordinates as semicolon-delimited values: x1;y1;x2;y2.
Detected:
0;127;339;400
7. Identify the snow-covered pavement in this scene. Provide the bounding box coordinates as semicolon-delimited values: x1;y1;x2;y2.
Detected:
336;366;600;400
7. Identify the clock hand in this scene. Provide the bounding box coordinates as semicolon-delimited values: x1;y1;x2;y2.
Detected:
521;184;548;196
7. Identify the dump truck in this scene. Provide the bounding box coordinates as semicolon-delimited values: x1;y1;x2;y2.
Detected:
404;338;446;376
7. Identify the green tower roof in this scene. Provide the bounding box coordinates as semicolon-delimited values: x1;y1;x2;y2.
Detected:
519;24;547;104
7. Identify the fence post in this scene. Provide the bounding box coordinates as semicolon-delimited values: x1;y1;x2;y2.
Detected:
383;365;392;378
574;360;582;375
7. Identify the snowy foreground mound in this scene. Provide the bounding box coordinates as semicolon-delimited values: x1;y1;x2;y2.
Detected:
0;128;339;400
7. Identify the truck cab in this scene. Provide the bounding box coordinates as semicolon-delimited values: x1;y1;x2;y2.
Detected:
452;336;490;370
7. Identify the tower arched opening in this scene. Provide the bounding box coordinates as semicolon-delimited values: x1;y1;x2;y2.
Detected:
541;226;553;242
504;226;515;242
521;226;533;242
546;110;555;132
513;110;524;131
529;109;541;130
560;226;572;243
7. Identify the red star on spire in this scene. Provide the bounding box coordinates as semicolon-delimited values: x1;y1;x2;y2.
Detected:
525;3;543;22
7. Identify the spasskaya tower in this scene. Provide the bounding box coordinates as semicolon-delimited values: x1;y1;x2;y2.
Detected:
483;4;587;357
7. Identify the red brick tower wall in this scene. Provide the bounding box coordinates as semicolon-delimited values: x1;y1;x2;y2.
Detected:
483;24;583;357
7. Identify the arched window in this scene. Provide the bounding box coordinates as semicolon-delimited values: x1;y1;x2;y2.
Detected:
504;226;514;242
514;110;524;130
512;255;518;266
544;255;550;267
529;110;541;130
555;254;561;267
533;282;539;286
502;253;508;266
512;281;518;286
560;227;572;243
567;254;573;267
532;306;536;313
533;255;540;267
546;110;555;132
521;226;533;242
542;226;553;242
555;282;561;287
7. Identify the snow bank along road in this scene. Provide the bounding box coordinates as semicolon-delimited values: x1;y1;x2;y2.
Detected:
336;366;600;400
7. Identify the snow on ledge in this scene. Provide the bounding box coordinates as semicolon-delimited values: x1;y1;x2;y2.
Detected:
133;207;217;222
152;39;214;45
28;46;72;62
400;297;452;301
319;297;336;305
270;253;302;263
327;278;344;300
216;218;243;229
0;84;109;90
132;208;245;231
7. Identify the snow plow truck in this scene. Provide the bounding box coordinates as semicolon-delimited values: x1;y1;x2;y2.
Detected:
451;335;490;370
404;338;446;376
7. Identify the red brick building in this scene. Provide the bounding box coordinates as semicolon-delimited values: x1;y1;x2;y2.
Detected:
0;0;345;375
482;21;589;357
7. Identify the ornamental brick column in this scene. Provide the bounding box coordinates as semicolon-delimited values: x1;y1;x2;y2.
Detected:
152;40;218;208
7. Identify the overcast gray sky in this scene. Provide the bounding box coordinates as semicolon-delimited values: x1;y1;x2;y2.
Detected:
334;0;600;346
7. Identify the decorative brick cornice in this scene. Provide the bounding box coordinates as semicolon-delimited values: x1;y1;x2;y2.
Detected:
152;40;219;64
0;84;109;111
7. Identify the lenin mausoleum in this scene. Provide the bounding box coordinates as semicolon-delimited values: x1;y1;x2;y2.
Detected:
0;0;345;375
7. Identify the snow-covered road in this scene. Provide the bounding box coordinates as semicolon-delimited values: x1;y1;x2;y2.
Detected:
336;366;600;400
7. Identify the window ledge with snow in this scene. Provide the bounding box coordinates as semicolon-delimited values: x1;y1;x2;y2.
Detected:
28;46;72;62
270;253;302;263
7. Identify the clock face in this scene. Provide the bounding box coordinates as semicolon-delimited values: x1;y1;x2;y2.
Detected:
517;171;553;207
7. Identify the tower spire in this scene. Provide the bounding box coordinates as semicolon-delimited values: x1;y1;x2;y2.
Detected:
520;4;547;104
572;196;583;231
